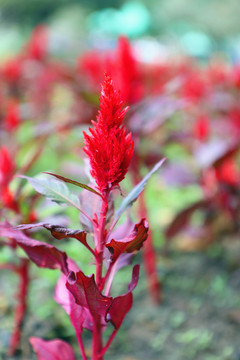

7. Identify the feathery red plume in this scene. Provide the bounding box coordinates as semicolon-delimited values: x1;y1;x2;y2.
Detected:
83;75;134;193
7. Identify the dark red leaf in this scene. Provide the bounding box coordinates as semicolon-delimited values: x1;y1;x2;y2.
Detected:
14;223;87;247
66;270;112;319
108;265;139;329
106;219;148;262
30;337;76;360
0;225;68;274
43;224;87;246
55;259;93;332
55;273;93;333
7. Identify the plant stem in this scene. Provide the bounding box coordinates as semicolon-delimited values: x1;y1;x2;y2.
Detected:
95;190;109;288
92;319;103;360
98;329;117;358
8;259;29;356
132;154;161;304
75;331;88;360
92;189;109;359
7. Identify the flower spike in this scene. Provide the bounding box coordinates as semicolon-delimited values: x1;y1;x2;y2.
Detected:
83;74;134;193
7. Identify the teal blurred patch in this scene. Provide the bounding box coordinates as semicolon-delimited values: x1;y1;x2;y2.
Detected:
87;1;150;37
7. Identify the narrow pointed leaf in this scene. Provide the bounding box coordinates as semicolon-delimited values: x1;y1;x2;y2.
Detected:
115;158;166;218
106;219;148;262
43;172;102;197
30;337;76;360
20;176;81;209
13;222;51;231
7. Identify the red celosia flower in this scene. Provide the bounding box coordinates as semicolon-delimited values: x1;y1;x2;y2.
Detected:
114;36;144;104
216;158;238;185
194;114;209;141
0;147;14;186
2;57;23;83
83;75;134;193
26;25;48;61
4;102;20;131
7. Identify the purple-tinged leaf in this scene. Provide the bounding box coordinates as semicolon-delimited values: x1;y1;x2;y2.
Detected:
195;140;239;169
108;265;139;329
110;217;134;241
30;337;76;360
80;187;114;233
162;163;196;186
165;200;210;239
66;271;112;319
115;158;166;219
13;222;52;231
0;225;68;274
43;172;102;197
55;272;93;333
106;219;148;262
129;96;183;135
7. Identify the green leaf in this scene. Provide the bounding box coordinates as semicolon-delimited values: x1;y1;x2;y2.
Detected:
20;176;81;210
43;172;102;198
115;158;166;219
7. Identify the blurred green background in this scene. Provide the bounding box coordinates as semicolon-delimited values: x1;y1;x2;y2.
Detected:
1;0;240;60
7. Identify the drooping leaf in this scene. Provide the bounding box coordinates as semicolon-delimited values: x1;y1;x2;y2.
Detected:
43;172;102;197
30;337;76;360
14;223;87;247
106;219;149;262
44;225;87;245
66;270;112;319
115;158;166;219
108;265;139;329
0;225;68;274
20;176;81;210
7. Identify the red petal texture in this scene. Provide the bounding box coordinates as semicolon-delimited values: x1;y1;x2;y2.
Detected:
194;114;209;141
26;25;48;61
83;74;134;192
216;157;238;185
106;219;149;262
4;102;20;131
0;147;14;186
30;337;76;360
